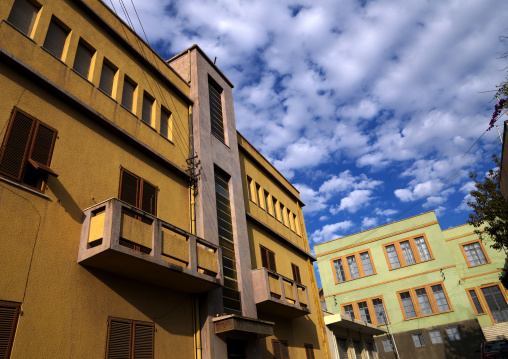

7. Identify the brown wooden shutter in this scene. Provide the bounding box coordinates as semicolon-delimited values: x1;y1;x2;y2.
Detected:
0;109;34;180
280;340;289;359
141;181;157;216
208;77;225;142
268;250;276;272
142;93;153;125
133;322;154;359
107;319;132;359
43;19;68;60
122;78;136;111
7;0;39;36
272;340;282;359
291;264;301;284
119;169;140;208
29;122;57;167
304;344;315;359
99;61;116;96
73;41;94;78
0;302;20;359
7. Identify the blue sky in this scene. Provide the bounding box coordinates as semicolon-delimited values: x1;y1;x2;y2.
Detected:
110;0;508;285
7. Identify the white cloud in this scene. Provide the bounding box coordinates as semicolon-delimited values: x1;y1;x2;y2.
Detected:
375;208;397;217
362;217;378;229
294;183;327;214
333;189;375;214
310;221;354;243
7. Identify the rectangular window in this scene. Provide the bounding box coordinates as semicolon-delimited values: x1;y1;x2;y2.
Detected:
415;288;433;316
333;258;346;283
347;255;360;279
412;333;426;347
209;76;225;142
467;288;485;315
106;317;154;359
291;263;301;284
272;339;289;359
281;203;287;226
399;291;417;319
0;108;58;192
343;304;355;319
272;196;278;220
8;0;40;37
360;251;374;276
121;77;137;112
288;209;294;230
480;284;508;323
142;92;154;126
119;168;157;216
99;59;117;97
247;177;254;202
73;40;95;80
160;107;171;139
372;298;388;324
260;245;277;272
431;284;450;312
0;301;21;359
384;234;433;269
293;214;300;235
264;191;270;213
304;344;315;359
358;301;372;324
429;330;443;344
445;326;460;341
255;183;261;207
462;241;489;267
43;18;69;60
382;339;393;352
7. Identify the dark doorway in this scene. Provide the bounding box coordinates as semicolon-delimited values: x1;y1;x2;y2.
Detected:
227;339;247;359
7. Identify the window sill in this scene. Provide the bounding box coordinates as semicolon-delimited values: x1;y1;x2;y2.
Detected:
140;119;157;133
3;20;37;44
97;87;117;102
402;310;454;321
0;176;51;200
387;259;434;271
334;272;377;285
40;46;68;67
120;104;137;118
211;133;230;148
159;133;174;145
71;68;94;85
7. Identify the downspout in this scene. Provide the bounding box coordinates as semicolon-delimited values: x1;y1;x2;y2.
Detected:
192;295;202;359
189;105;196;235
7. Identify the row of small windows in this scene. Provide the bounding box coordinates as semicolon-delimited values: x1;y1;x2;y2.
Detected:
341;296;389;326
381;326;460;352
332;249;375;283
7;0;173;140
398;282;451;320
335;337;376;359
271;339;316;359
247;177;301;236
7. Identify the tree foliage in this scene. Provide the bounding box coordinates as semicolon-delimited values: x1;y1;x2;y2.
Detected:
467;155;508;251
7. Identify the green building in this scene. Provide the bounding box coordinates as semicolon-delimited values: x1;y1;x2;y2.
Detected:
315;211;508;359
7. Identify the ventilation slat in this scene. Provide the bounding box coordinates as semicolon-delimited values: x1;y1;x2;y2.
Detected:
0;303;20;359
107;320;131;359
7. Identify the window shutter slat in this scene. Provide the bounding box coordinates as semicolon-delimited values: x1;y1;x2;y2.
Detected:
107;320;132;359
122;79;136;111
43;20;68;60
73;42;94;78
133;323;154;359
0;304;19;359
120;170;139;207
29;122;56;166
142;94;153;125
0;111;34;180
141;182;157;216
99;62;116;96
281;340;289;359
208;78;225;142
7;0;39;36
272;340;282;359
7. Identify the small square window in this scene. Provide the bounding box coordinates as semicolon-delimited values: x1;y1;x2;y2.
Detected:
382;338;393;352
429;330;443;344
445;326;461;341
412;333;426;347
462;241;488;267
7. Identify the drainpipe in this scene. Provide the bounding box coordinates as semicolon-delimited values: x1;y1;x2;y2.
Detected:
192;295;202;359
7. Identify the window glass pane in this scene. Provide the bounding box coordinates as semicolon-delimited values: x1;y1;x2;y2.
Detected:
468;290;484;314
463;242;488;266
415;288;433;315
343;304;355;319
412;333;426;347
429;330;443;344
8;0;39;36
347;255;360;279
445;327;461;341
360;252;374;276
358;301;372;324
400;291;417;318
431;284;450;312
372;298;388;324
400;240;416;265
386;244;400;269
481;285;508;323
414;236;431;261
382;339;393;352
333;259;346;283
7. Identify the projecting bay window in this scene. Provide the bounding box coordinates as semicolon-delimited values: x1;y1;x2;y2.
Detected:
142;92;154;126
7;0;41;38
342;297;389;326
43;18;70;61
106;318;154;359
383;234;434;270
461;240;489;267
0;108;58;192
209;76;225;143
331;249;376;283
73;40;95;80
0;301;21;359
397;282;452;320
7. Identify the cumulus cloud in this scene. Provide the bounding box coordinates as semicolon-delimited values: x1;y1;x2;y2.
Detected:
331;189;375;214
362;217;378;229
310;221;354;243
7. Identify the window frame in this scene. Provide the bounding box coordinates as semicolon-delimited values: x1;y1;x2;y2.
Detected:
0;301;21;359
98;58;118;98
291;263;301;284
272;339;289;359
428;329;443;344
7;0;41;38
460;239;490;268
208;75;226;143
106;317;154;359
383;234;434;270
142;91;155;126
341;295;390;326
396;281;453;321
466;287;486;316
118;167;158;216
160;106;172;140
412;332;426;347
445;326;461;342
42;16;70;61
72;38;96;81
330;248;377;284
260;245;277;272
0;107;58;193
478;282;508;324
304;343;315;359
382;338;393;352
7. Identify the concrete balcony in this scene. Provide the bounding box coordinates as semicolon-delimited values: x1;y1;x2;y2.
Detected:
252;267;310;318
78;198;223;292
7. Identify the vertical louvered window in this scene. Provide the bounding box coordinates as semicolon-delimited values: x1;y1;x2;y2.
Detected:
43;19;69;60
208;76;225;142
0;301;21;359
272;340;290;359
353;341;362;359
7;0;40;37
121;77;136;112
304;344;315;359
260;245;276;272
142;93;154;126
73;40;94;79
106;318;154;359
291;263;301;284
0;108;57;191
99;59;117;97
337;339;349;358
119;168;157;216
160;107;170;139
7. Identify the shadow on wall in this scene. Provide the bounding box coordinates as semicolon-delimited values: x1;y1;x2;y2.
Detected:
48;177;83;223
444;321;485;359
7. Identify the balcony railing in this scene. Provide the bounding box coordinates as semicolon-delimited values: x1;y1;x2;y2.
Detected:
78;198;223;292
252;267;310;318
